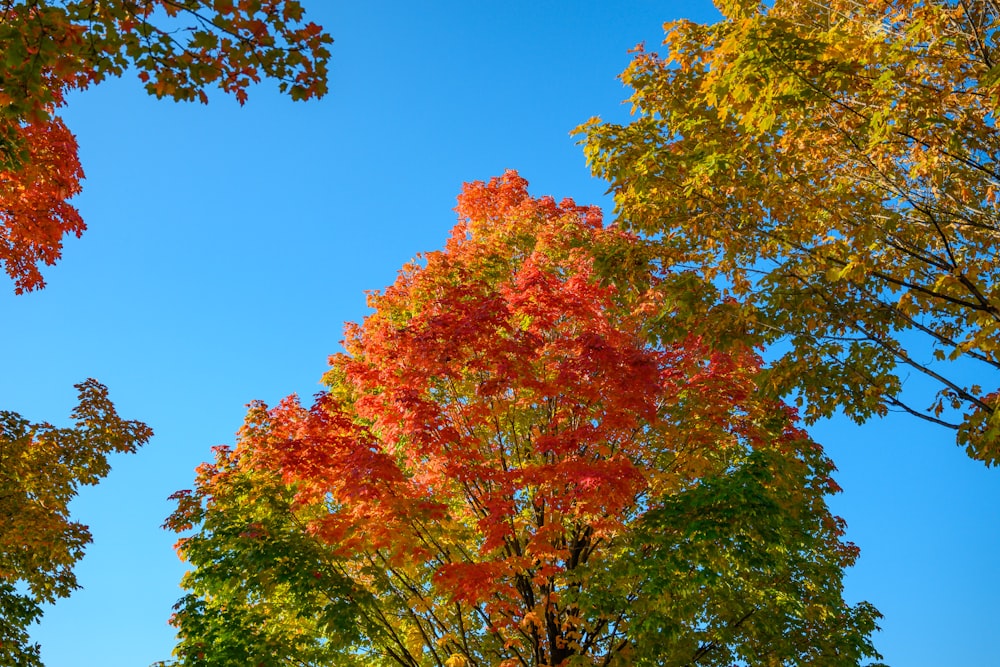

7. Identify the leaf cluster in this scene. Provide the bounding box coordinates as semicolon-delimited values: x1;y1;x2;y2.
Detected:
0;379;152;663
0;0;332;123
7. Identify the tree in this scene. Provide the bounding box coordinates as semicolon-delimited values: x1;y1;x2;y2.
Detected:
580;0;1000;464
0;379;153;667
163;172;882;666
0;0;333;292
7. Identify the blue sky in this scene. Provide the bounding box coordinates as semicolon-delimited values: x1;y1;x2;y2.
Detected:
2;2;998;665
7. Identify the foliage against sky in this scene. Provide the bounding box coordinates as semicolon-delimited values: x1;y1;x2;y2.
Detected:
0;0;332;292
0;2;332;664
0;380;151;666
163;173;881;667
1;1;997;665
581;0;1000;464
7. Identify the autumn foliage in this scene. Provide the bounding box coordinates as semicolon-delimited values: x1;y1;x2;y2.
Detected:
165;173;882;666
0;0;332;291
0;380;153;667
0;111;84;293
580;0;1000;463
0;4;330;660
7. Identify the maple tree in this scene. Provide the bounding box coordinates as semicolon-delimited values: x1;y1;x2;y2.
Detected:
0;0;332;292
0;379;152;667
580;0;1000;464
163;172;882;666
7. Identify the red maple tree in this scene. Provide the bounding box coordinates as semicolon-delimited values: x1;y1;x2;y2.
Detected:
165;172;881;667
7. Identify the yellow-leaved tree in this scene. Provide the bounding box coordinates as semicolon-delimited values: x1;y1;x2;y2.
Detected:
581;0;1000;463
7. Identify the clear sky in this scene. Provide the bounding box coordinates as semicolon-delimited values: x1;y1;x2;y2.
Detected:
2;2;998;666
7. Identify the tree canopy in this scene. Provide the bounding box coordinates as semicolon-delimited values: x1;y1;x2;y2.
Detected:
0;0;333;292
163;172;882;667
580;0;1000;464
0;380;152;667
